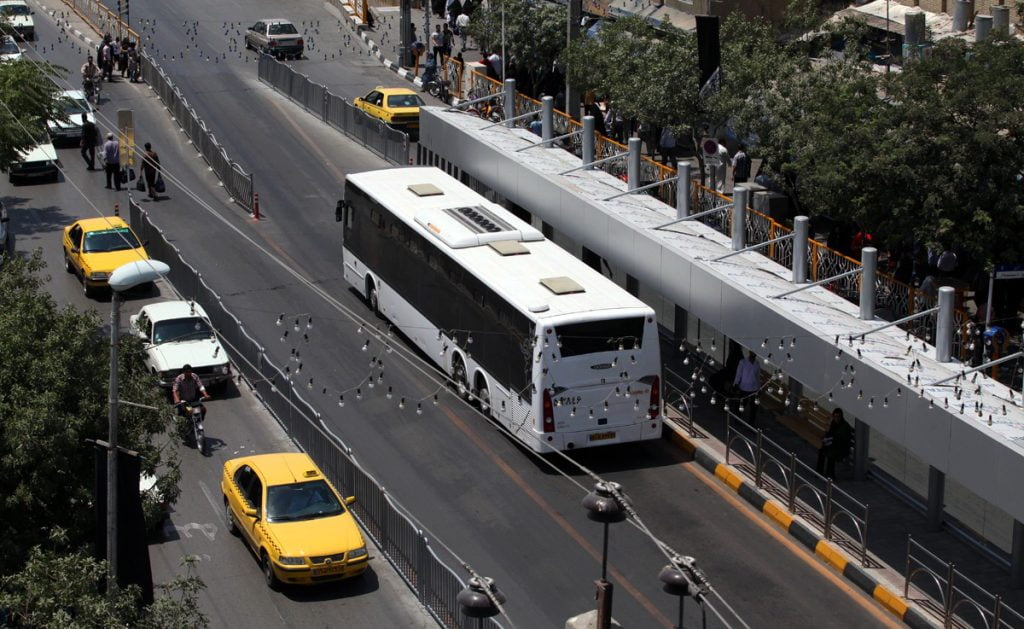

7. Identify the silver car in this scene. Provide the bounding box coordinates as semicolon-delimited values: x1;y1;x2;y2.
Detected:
244;19;303;60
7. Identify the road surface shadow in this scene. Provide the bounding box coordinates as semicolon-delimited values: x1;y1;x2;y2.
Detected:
281;566;381;602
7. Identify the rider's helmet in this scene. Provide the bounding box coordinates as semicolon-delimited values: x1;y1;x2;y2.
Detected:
182;364;193;373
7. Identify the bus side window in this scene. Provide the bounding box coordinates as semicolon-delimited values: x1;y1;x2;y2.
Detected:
371;209;384;230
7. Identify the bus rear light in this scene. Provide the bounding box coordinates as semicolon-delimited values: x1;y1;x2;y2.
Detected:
648;376;661;420
542;389;555;433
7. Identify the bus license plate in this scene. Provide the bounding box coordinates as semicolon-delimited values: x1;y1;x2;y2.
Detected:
589;431;616;442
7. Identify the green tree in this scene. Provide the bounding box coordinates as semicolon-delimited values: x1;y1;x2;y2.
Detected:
465;0;567;95
0;252;180;572
0;58;67;170
0;541;208;628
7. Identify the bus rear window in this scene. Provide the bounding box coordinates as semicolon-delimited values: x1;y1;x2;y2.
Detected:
555;317;645;357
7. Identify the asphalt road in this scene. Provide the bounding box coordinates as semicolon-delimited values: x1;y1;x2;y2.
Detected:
9;2;900;627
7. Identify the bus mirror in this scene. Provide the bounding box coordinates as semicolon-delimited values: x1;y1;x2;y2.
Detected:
335;200;346;222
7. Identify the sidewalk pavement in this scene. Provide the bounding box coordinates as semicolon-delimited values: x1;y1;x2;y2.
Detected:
659;339;1024;627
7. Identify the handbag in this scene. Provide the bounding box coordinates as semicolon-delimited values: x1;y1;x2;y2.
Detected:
119;168;128;184
154;175;166;194
128;167;136;181
135;178;146;192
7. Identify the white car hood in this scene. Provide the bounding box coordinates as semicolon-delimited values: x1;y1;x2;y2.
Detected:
147;338;228;370
49;112;94;130
0;51;21;61
16;142;56;163
7;15;32;29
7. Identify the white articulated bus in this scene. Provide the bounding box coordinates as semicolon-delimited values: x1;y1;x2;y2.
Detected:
338;167;662;452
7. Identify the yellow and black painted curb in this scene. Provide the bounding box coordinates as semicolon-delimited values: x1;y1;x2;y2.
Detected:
666;426;933;628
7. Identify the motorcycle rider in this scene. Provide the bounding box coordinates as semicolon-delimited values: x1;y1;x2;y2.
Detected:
81;55;101;98
172;364;211;421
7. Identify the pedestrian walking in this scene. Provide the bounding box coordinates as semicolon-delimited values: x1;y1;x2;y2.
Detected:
732;143;751;183
455;12;469;51
816;409;852;479
430;24;443;65
658;127;678;169
487;50;501;80
141;142;161;200
441;23;453;61
127;43;140;82
80;113;98;170
101;132;121;191
733;351;761;426
100;36;114;81
109;38;120;79
119;37;129;76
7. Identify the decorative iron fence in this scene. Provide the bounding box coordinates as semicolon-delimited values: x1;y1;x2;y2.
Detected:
128;198;501;629
59;0;139;45
258;55;410;165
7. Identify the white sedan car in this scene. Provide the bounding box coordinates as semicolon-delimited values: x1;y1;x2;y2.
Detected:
9;135;58;183
48;89;95;145
0;36;21;61
130;301;232;389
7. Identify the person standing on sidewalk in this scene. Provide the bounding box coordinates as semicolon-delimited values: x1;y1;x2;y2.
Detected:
659;127;678;169
732;143;751;184
101;133;121;191
816;409;852;479
733;351;761;426
441;23;453;62
141;142;161;200
80;113;98;170
430;25;443;65
456;12;469;51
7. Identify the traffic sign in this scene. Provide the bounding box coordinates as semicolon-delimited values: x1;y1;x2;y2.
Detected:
995;264;1024;279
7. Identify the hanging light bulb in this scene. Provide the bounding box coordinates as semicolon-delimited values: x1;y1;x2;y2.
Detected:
416;403;423;415
883;398;889;408
738;403;745;413
433;393;439;405
361;340;369;351
682;356;690;366
588;409;594;420
570;407;576;417
679;342;686;352
761;338;767;348
778;339;784;350
294;318;300;332
276;314;284;326
709;395;717;406
700;385;707;394
356;388;362;400
710;339;717;353
796;402;803;412
307;317;313;330
754;396;761;406
634;399;641;410
867;398;874;409
377;372;384;384
338;395;345;407
603;401;609;411
399;397;405;409
386;386;393;399
280;330;289;343
357;324;363;334
790;338;796;348
857;390;863;400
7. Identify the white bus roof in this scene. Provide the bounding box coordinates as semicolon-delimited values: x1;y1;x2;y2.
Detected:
347;167;653;322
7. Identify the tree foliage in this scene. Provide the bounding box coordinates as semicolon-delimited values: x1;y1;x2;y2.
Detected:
464;0;566;93
0;539;208;628
0;252;180;573
0;58;67;171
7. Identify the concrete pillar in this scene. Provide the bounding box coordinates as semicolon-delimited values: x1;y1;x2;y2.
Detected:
936;286;955;362
1012;520;1024;588
953;0;971;31
731;187;748;251
905;9;926;61
627;137;641;191
854;419;870;481
503;78;516;129
787;380;802;414
793;216;809;284
582;116;595;169
676;162;691;219
927;466;945;532
975;14;992;41
541;96;554;146
992;5;1010;34
860;247;877;321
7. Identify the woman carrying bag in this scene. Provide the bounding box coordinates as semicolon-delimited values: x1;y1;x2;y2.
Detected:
141;142;163;200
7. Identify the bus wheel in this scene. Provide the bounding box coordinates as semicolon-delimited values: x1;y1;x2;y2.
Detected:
452;356;468;398
368;283;380;316
476;377;490;415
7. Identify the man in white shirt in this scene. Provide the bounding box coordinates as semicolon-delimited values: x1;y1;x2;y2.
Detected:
733;350;761;425
488;51;501;79
456;13;469;51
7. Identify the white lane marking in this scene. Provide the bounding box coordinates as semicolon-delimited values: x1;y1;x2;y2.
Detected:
173;522;218;541
199;479;228;526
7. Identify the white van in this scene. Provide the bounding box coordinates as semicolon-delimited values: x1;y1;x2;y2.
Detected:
0;0;34;41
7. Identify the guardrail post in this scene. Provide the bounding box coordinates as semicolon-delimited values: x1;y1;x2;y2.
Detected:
416;532;430;605
677;162;691;218
503;78;515;129
793;215;809;284
861;505;869;567
628;137;641;190
582;116;595;168
945;562;956;624
732;186;748;251
936;286;955;362
541;95;554;146
725;413;733;465
824;480;834;540
904;535;912;598
860;247;877;320
788;453;797;512
755;430;764;488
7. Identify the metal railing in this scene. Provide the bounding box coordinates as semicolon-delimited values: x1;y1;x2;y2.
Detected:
138;52;255;211
724;411;870;567
905;536;1024;628
258;55;410;165
128;198;499;629
663;367;697;438
59;0;139;45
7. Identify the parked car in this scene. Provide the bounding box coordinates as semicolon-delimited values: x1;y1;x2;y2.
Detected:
48;89;94;146
244;19;303;59
0;0;34;41
353;87;423;139
221;453;369;588
62;216;149;297
0;35;22;61
130;300;232;389
9;135;58;184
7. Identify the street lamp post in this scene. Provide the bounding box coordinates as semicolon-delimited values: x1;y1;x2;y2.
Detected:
582;481;627;629
457;575;506;628
106;259;169;590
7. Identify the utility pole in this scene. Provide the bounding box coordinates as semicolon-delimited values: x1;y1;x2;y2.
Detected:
565;0;582;120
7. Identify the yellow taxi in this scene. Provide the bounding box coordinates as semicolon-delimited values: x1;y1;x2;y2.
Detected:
62;216;149;297
221;453;369;588
353;86;424;139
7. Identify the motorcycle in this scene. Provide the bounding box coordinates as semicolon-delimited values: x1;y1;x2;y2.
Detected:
176;399;209;456
83;76;100;104
425;78;451;105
